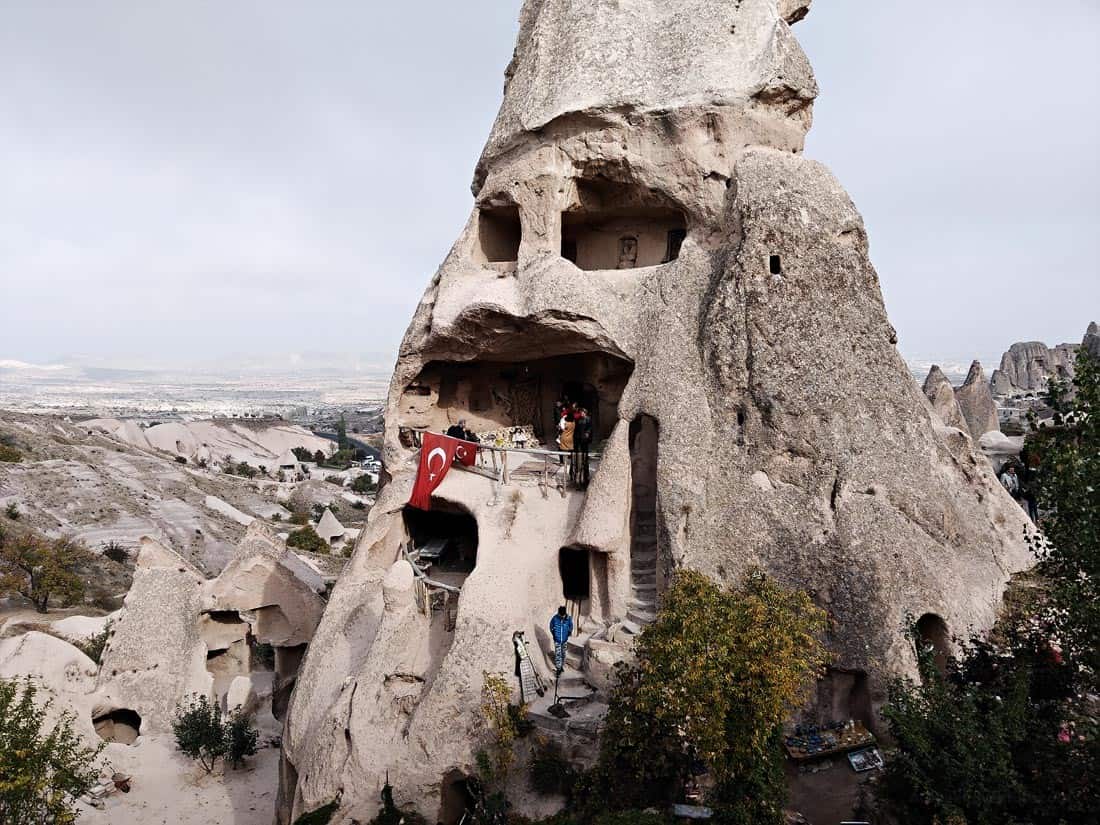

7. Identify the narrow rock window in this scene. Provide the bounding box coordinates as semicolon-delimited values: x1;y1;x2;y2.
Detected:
664;228;686;262
477;205;521;264
769;254;782;275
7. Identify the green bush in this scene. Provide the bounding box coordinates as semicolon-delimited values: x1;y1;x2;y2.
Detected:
172;694;258;773
102;541;129;564
0;444;22;463
4;502;19;520
0;528;91;613
593;813;669;825
287;526;329;554
76;621;112;666
0;678;103;824
351;474;377;494
529;739;577;797
225;709;259;768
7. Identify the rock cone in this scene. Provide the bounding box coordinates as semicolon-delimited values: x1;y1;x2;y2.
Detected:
277;3;1031;821
954;360;1000;440
922;365;967;432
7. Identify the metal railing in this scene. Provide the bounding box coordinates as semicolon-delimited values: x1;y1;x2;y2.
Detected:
399;427;600;499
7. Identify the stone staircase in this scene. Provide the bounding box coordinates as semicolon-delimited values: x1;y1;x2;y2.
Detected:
528;427;660;739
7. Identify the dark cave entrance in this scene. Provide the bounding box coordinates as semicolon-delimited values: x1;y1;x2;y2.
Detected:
403;504;479;589
399;351;632;447
559;547;591;603
92;708;142;745
477;205;521;264
917;613;951;676
438;770;477;825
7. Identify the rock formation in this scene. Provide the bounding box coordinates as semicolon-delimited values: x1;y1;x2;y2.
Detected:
278;2;1031;821
991;339;1079;395
954;361;1000;440
921;365;967;432
1083;321;1100;360
92;523;327;737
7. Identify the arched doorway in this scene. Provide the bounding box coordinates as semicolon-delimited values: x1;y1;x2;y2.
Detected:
916;613;951;676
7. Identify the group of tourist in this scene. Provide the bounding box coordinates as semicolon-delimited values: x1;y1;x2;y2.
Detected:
554;397;594;488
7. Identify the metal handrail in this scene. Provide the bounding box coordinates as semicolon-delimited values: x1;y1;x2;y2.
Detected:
399;426;601;460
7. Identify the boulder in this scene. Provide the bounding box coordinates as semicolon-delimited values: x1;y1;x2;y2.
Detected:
954;361;1000;440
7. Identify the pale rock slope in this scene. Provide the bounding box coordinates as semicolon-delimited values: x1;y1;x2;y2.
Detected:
278;2;1032;821
84;419;333;468
0;413;304;572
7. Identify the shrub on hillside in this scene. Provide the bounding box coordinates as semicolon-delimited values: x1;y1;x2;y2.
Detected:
293;801;339;825
102;540;129;564
76;621;112;666
0;678;103;824
287;526;329;554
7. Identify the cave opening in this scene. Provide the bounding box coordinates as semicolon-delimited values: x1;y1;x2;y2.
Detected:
559;547;591;605
398;351;632;448
477;205;521;264
92;708;142;745
403;504;479;590
815;667;873;729
438;770;476;825
561;177;686;271
917;613;951;676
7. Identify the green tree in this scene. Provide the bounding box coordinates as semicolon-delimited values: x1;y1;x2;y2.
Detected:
0;528;91;614
1029;348;1100;684
0;678;103;825
336;414;349;451
587;569;828;823
286;526;329;554
172;694;258;773
876;616;1097;825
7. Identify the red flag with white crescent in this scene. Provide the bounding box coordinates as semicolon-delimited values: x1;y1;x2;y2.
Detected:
408;432;477;510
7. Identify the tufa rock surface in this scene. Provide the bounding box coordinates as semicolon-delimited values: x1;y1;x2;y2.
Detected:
954;361;1000;440
278;2;1031;821
991;339;1079;395
921;365;967;432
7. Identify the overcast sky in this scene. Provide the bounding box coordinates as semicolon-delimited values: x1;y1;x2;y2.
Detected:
1;1;1097;370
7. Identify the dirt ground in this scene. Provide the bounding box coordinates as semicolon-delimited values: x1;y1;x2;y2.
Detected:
786;757;876;825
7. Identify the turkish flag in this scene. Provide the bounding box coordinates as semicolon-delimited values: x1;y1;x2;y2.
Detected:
408;432;477;510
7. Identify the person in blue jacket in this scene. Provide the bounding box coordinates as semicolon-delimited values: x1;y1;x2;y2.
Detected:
549;605;573;675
